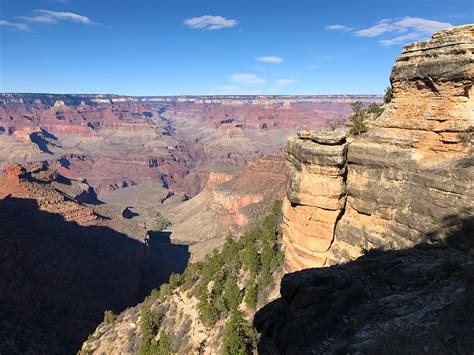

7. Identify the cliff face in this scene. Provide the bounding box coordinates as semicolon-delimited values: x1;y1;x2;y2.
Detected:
282;24;474;271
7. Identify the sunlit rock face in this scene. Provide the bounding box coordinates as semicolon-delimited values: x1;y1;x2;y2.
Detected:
282;131;349;270
283;25;474;271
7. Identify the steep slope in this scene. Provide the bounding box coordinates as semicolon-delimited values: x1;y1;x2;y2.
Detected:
80;203;284;354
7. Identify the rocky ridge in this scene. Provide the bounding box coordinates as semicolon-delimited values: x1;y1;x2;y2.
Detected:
282;24;474;271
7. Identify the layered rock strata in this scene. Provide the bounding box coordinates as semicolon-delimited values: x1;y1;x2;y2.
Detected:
282;24;474;271
282;131;349;270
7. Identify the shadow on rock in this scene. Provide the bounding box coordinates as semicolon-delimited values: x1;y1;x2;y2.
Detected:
254;215;474;354
0;196;189;355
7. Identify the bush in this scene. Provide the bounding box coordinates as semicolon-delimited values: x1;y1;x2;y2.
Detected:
348;101;369;135
384;86;393;103
103;310;116;324
155;211;172;231
367;102;384;117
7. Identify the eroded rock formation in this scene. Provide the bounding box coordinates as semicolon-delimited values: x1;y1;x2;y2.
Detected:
282;131;349;270
282;24;474;271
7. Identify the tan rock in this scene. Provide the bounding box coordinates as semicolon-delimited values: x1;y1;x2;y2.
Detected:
283;25;474;272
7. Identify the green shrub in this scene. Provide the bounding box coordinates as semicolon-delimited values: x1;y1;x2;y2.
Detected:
349;101;369;135
155;211;172;231
244;279;257;309
157;330;174;354
103;310;116;324
139;308;162;355
223;310;256;355
367;102;384;116
384;86;393;103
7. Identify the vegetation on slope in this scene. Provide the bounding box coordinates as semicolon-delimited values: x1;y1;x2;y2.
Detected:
133;201;284;354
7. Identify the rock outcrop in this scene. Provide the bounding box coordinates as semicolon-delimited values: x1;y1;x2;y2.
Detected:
282;24;474;271
283;131;349;270
255;218;474;353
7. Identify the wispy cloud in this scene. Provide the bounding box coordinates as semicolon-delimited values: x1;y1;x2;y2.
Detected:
274;79;298;89
221;75;299;94
326;24;353;32
230;73;266;86
0;20;30;31
379;32;423;46
354;19;398;37
306;64;320;70
355;17;452;45
20;9;95;25
184;15;238;30
256;56;283;64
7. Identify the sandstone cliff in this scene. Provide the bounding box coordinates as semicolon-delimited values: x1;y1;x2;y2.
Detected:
283;24;474;271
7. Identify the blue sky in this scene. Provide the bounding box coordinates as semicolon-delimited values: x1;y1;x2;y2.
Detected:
1;0;472;95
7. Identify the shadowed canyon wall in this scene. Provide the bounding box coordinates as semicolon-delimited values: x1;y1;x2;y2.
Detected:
282;24;474;271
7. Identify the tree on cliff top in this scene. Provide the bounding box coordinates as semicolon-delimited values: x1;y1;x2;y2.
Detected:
349;101;369;135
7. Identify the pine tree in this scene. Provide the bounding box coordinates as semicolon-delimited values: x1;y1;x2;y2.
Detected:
157;330;174;354
223;310;256;355
240;238;259;277
224;277;241;311
139;308;162;355
244;279;257;309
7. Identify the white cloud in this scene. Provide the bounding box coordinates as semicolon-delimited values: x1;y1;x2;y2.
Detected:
256;56;283;64
326;24;353;32
354;17;452;46
230;73;266;86
394;17;452;33
0;20;30;31
379;32;423;46
20;9;94;25
184;15;238;30
306;64;320;70
355;19;399;37
274;79;298;89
